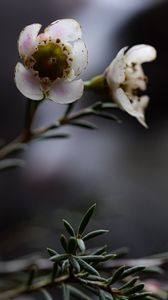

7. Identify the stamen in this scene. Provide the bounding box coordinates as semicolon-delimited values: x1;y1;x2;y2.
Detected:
26;42;72;81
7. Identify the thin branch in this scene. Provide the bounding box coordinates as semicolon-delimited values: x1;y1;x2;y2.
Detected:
0;274;69;300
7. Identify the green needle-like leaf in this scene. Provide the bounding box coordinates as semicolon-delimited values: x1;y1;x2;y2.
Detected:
78;254;115;263
129;293;153;300
0;159;25;170
123;283;144;295
108;265;125;284
70;120;97;130
145;296;156;300
75;257;99;276
38;130;69;140
62;284;70;300
87;275;106;282
120;266;146;279
63;219;75;236
50;253;68;262
79;255;106;262
68;285;92;300
100;103;118;109
47;248;58;257
119;277;139;290
69;256;81;273
92;102;117;111
77;239;86;254
91;101;102;110
68;237;77;254
92;111;120;123
98;289;106;300
83;230;109;241
41;288;53;300
60;234;68;252
103;254;117;261
52;262;59;281
78;203;96;235
86;286;113;300
5;143;28;154
62;260;69;273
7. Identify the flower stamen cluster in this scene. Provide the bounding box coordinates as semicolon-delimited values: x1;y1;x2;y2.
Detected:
15;19;88;103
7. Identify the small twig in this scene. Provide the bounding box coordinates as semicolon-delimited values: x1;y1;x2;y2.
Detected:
0;274;69;300
0;135;24;160
0;99;41;160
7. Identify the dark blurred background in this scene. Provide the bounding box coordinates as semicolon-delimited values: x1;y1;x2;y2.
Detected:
0;0;168;261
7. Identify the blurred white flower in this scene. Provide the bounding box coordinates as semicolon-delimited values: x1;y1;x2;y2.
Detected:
15;19;88;103
106;44;157;127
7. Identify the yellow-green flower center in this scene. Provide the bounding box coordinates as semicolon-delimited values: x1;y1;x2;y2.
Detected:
31;42;72;81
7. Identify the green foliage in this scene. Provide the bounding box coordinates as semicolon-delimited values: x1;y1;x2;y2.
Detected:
41;288;53;300
0;158;25;170
46;204;150;300
36;130;70;140
78;203;96;235
0;204;155;300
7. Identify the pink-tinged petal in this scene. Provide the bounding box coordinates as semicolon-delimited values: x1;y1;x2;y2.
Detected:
72;39;88;76
15;63;43;100
18;23;42;57
107;47;127;85
48;79;83;104
125;44;157;66
45;19;82;42
36;32;50;44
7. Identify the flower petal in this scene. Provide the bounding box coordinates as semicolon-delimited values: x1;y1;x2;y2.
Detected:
48;79;84;104
18;24;41;57
45;19;82;42
114;88;147;127
72;39;88;76
15;63;43;100
36;32;50;44
125;44;157;66
132;95;149;128
107;47;127;85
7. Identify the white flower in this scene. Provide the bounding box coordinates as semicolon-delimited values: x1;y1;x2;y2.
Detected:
15;19;88;103
106;44;157;127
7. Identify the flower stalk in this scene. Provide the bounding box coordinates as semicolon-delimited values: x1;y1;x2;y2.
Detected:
0;98;119;165
84;75;107;92
0;99;40;160
23;99;42;141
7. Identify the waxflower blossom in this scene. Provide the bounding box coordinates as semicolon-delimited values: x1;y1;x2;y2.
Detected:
15;19;88;103
105;44;157;127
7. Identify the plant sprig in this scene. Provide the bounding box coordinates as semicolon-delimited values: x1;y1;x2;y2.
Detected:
0;204;152;300
0;100;120;170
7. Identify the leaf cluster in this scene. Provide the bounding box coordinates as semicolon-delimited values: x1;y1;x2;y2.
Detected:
0;204;155;300
45;204;152;300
